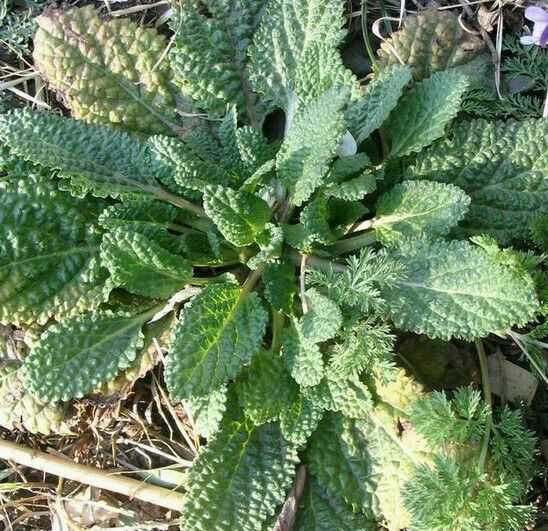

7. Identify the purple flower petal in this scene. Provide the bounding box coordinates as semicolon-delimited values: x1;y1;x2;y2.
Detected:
532;20;548;42
540;22;548;47
525;6;548;23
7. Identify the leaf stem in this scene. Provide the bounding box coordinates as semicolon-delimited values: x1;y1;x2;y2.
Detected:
328;231;377;255
361;1;378;69
271;309;285;354
286;248;346;273
151;186;206;218
240;265;266;297
300;254;309;314
475;339;492;472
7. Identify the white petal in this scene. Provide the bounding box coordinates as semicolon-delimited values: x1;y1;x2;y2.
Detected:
520;35;535;45
337;130;358;158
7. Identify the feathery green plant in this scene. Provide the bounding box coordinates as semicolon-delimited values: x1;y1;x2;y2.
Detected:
0;3;544;530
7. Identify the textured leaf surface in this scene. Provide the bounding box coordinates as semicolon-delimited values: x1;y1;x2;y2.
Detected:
311;373;373;420
169;0;265;123
165;279;268;399
0;109;167;198
277;88;347;206
280;394;324;445
374;180;470;244
34;6;176;134
237;350;298;425
296;477;376;531
98;200;178;233
101;229;192;299
248;0;348;110
347;65;411;144
283;326;324;388
377;9;485;80
263;261;297;314
307;413;376;516
408;119;548;243
203;186;271;246
247;224;284;270
302;289;342;344
94;315;173;401
148;134;231;195
182;419;299;531
0;363;70;435
387;71;469;158
23;308;157;402
0;175;110;326
186;386;228;439
383;239;539;340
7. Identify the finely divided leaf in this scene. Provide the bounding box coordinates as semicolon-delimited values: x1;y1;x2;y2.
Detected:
347;65;412;144
383;238;539;340
101;229;192;299
408;119;548;243
34;6;176;134
373;180;470;244
277;87;348;206
0;175;110;326
182;419;299;531
165;279;268;399
23;308;157;402
203;185;271;246
387;71;469;158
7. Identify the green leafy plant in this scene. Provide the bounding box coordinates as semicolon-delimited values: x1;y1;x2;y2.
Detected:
0;2;545;530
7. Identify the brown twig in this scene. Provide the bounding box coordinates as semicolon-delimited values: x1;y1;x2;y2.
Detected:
0;439;185;512
273;466;307;531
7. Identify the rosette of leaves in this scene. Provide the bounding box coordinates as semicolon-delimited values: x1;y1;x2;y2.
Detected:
0;2;544;530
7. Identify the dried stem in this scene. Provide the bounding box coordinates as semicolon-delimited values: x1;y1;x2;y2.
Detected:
0;439;185;512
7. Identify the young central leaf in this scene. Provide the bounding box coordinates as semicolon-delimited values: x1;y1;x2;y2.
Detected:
203;185;271;247
23;308;158;402
165;278;268;399
383;238;539;340
33;6;177;134
277;87;348;206
182;418;299;531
